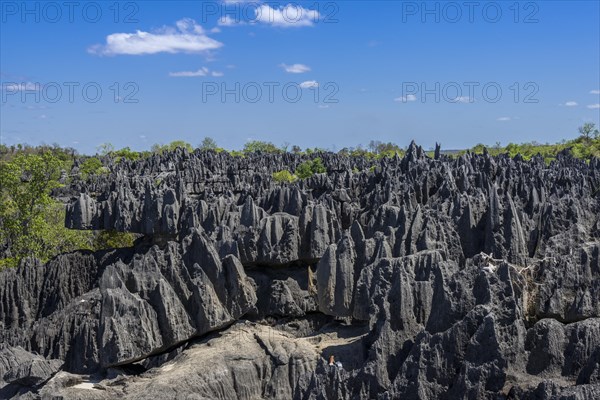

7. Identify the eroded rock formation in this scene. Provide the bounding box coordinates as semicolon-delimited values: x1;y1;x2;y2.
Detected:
1;143;599;399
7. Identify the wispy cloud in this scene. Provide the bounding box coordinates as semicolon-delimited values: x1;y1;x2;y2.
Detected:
280;63;311;73
454;96;473;103
590;90;600;95
218;15;245;27
255;4;319;28
497;117;511;121
299;80;319;89
565;101;578;106
394;94;417;102
169;67;224;77
2;82;41;91
587;104;600;109
88;18;223;56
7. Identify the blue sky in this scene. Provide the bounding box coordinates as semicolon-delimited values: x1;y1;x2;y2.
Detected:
1;0;599;154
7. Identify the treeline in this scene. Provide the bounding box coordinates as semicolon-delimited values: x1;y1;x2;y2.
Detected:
1;123;598;268
463;123;600;162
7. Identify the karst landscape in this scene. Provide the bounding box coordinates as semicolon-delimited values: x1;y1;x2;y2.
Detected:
0;141;599;399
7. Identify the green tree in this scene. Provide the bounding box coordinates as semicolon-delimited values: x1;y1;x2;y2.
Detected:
199;137;218;151
79;157;104;179
579;123;599;140
151;141;194;154
295;157;327;179
97;143;115;156
0;152;94;267
167;140;193;152
112;147;141;161
243;140;280;154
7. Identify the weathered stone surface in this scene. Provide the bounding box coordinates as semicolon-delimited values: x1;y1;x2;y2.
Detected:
0;231;257;376
2;145;599;398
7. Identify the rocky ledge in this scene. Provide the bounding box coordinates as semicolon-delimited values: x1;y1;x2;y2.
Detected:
1;143;599;399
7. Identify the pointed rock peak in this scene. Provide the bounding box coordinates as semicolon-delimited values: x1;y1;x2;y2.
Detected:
407;140;419;154
405;140;425;162
434;142;441;160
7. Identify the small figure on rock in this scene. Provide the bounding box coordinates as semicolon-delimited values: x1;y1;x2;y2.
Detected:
329;355;335;366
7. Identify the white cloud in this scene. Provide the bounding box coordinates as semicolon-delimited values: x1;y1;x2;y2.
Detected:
497;117;511;121
169;67;224;77
454;96;473;103
88;18;223;56
587;104;600;109
318;105;330;109
394;94;417;102
590;90;600;95
280;63;310;73
565;101;578;106
299;80;318;89
255;4;319;28
2;82;40;91
218;15;245;26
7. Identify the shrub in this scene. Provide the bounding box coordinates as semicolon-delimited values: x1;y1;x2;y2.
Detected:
272;170;297;183
151;141;194;154
244;140;280;154
112;147;141;161
228;150;245;157
296;157;326;179
79;157;104;179
94;231;137;249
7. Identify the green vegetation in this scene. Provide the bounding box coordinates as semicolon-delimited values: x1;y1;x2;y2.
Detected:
1;124;597;268
0;143;77;169
79;157;107;179
0;151;137;269
228;150;245;157
199;137;224;152
272;170;297;183
243;140;280;154
112;147;142;162
368;140;405;158
295;157;326;179
151;141;194;154
0;152;91;268
579;122;600;140
466;124;600;163
272;158;328;182
96;143;146;163
94;230;137;249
